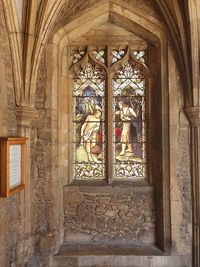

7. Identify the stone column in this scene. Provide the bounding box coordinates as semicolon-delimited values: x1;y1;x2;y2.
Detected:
186;106;200;267
15;106;35;265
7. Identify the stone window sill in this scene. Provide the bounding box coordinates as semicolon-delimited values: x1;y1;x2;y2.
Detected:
64;180;153;193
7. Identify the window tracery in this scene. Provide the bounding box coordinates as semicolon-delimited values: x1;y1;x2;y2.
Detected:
70;46;147;181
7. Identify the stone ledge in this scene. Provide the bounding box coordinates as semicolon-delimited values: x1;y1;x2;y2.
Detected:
52;256;191;267
56;243;163;256
52;244;191;267
64;183;154;194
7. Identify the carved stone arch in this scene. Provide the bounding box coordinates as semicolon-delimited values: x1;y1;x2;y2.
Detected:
186;0;200;106
17;0;192;109
47;2;171;253
1;0;193;109
0;1;196;265
22;0;68;106
154;0;192;106
2;0;68;107
2;0;23;105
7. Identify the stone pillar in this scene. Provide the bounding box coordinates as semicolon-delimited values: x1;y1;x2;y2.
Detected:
186;106;200;267
15;106;35;265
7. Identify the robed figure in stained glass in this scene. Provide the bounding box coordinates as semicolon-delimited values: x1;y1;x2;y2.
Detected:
80;110;102;162
113;61;146;179
116;100;137;156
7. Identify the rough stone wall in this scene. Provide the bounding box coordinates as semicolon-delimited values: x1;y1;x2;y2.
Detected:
63;187;155;245
0;2;23;267
169;47;192;256
31;51;50;253
176;111;192;253
29;7;191;267
0;1;193;267
24;1;192;265
29;46;60;266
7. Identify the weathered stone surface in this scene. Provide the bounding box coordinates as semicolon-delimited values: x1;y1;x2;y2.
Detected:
30;48;60;263
53;244;191;267
168;47;192;256
51;0;162;40
63;189;156;244
0;1;195;266
0;2;24;267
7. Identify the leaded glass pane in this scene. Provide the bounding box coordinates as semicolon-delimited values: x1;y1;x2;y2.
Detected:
112;49;126;64
74;163;105;179
71;48;86;65
73;63;105;97
92;49;106;64
113;62;145;97
112;60;146;180
132;50;146;64
72;62;106;180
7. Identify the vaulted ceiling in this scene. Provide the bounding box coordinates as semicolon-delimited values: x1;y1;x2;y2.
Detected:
2;0;199;107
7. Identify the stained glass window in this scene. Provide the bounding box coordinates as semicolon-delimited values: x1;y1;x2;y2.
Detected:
112;61;146;179
72;61;106;180
70;46;146;181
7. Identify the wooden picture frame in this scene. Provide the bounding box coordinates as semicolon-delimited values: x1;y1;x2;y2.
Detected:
0;137;28;197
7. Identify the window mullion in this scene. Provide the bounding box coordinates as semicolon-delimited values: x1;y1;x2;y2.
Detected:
107;46;113;183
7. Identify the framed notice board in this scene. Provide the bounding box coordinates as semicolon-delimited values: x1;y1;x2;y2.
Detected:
0;137;28;197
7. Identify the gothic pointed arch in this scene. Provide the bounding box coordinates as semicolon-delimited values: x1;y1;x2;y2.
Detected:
49;6;171;251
